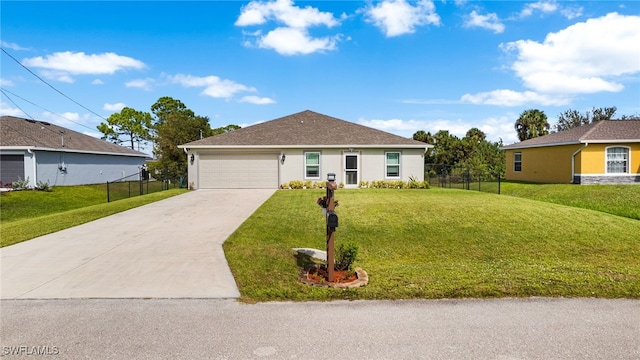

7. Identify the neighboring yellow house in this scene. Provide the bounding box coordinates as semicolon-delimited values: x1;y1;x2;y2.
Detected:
501;120;640;184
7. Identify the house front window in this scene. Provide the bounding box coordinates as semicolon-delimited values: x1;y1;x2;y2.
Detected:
606;147;629;174
305;152;320;179
385;152;401;178
514;152;522;172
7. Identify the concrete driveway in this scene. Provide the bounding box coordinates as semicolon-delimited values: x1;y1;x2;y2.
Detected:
0;189;275;299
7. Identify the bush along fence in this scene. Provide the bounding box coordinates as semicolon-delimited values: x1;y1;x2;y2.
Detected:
425;164;503;194
106;169;174;202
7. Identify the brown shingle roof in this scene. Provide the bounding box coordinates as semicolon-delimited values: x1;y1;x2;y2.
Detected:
502;120;640;149
0;116;147;157
181;110;428;148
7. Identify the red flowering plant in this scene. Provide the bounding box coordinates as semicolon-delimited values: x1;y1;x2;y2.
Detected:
317;196;339;208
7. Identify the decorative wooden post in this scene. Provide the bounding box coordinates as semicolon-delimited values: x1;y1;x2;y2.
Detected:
325;173;338;282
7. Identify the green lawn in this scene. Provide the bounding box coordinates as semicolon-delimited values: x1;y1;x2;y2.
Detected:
224;188;640;302
498;182;640;220
0;187;187;247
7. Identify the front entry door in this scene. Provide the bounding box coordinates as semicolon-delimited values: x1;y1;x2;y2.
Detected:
344;153;359;187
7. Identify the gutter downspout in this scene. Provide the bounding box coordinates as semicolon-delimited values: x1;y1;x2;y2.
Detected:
27;148;37;186
571;143;588;184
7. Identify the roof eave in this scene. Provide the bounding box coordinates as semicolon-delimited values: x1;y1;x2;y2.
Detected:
500;140;581;150
583;139;640;144
179;144;432;150
0;146;149;157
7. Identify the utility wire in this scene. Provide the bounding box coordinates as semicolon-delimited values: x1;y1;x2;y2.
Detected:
0;88;35;120
1;87;98;133
1;47;107;121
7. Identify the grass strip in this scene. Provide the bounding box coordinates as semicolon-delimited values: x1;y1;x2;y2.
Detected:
0;189;187;247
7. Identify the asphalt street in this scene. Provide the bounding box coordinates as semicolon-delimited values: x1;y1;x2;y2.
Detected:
1;298;638;359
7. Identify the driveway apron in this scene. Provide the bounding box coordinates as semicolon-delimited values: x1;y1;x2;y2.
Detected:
0;189;275;299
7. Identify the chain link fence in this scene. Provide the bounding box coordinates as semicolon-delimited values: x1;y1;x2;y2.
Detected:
426;164;503;194
106;169;174;202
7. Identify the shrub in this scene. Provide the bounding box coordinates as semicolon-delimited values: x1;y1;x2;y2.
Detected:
303;180;312;189
280;182;290;190
335;242;359;271
289;180;304;189
12;177;30;191
35;180;52;192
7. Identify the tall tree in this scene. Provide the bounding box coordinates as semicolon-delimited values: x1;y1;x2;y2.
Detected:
515;109;549;141
554;106;618;132
413;130;434;144
97;107;152;150
554;109;589;132
148;97;211;182
150;96;194;126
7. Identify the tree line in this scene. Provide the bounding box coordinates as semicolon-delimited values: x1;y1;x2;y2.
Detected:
97;96;239;182
411;105;639;177
514;106;640;142
413;128;506;177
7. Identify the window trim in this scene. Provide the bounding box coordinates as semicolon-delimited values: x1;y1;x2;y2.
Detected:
385;151;401;179
514;152;522;172
605;146;630;174
304;151;321;179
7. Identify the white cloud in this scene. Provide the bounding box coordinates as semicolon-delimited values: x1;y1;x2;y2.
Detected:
40;70;74;83
22;51;145;82
560;6;583;20
236;0;338;28
0;78;14;87
1;41;28;51
104;103;126;111
257;27;339;55
519;1;558;18
502;13;640;95
365;0;440;37
92;79;104;85
236;0;342;55
465;13;640;107
460;89;571;106
357;115;517;143
125;78;155;91
238;95;276;104
464;10;505;34
168;74;256;99
0;101;25;116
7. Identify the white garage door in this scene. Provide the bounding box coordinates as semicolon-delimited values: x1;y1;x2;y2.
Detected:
199;153;279;189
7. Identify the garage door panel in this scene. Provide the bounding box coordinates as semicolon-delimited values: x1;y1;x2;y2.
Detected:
199;154;278;189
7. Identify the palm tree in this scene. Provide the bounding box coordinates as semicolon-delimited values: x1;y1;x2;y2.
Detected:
515;109;549;141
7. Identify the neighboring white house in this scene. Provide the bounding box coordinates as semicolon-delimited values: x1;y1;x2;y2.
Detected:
0;116;148;187
179;110;431;189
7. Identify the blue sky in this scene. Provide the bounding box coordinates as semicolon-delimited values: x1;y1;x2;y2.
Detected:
1;0;639;154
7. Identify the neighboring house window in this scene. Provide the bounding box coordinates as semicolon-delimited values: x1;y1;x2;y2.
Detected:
606;146;629;174
514;152;522;172
385;152;401;178
305;152;320;179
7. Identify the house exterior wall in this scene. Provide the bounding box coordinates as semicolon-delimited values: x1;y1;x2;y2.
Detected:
36;151;146;186
575;143;640;184
186;147;425;189
270;147;424;186
504;144;582;183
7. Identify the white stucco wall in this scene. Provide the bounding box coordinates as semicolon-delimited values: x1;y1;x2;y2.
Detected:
187;147;425;189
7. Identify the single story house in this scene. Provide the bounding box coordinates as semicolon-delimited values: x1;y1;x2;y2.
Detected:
179;110;431;189
501;120;640;184
0;116;148;187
